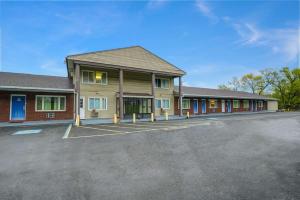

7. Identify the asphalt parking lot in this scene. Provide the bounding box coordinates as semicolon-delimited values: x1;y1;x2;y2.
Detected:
0;112;299;200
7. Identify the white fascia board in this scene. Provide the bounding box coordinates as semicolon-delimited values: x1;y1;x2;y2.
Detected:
0;86;74;93
181;93;275;100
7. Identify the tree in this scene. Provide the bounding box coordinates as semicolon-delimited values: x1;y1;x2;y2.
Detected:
240;73;262;94
218;77;241;91
270;67;300;110
257;68;276;95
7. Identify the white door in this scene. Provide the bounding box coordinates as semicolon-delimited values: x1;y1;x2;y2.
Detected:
222;100;225;112
80;96;85;119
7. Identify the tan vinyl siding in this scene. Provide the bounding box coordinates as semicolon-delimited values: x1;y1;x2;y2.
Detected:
79;66;175;119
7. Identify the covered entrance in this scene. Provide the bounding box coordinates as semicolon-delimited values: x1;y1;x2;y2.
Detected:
123;98;152;119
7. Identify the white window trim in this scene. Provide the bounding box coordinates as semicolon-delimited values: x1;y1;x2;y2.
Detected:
88;97;108;111
35;95;66;112
233;100;240;109
155;78;170;89
161;98;170;109
81;70;108;85
209;99;218;109
243;100;249;109
155;99;161;110
178;98;190;109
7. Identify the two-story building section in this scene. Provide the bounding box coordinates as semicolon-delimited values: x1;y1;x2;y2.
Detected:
65;46;186;121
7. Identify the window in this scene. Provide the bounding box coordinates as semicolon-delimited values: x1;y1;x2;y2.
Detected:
233;100;240;108
155;99;161;109
243;100;249;109
155;79;161;88
82;70;107;85
155;78;170;89
162;99;170;109
36;96;66;111
82;71;94;84
88;97;107;110
258;101;263;108
95;71;107;84
209;99;218;108
162;79;170;89
155;98;170;109
182;99;190;109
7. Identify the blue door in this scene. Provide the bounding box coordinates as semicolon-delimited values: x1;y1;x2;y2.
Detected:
11;96;25;120
193;100;198;114
201;99;206;114
227;100;231;112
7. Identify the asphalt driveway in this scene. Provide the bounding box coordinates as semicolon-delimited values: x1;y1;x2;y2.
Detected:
0;112;299;200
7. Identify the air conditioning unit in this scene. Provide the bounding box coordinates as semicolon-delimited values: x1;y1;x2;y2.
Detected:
46;113;55;119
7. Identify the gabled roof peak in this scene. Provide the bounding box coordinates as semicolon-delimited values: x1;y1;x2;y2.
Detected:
66;46;185;76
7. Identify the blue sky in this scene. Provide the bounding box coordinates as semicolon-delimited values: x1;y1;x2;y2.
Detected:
1;0;299;88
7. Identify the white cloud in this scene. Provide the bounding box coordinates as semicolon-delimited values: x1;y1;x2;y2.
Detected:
233;23;263;45
40;60;66;76
232;22;300;62
147;0;168;9
195;0;218;22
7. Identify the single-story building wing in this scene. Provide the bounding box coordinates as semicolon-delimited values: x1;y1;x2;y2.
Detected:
174;86;278;115
0;72;75;122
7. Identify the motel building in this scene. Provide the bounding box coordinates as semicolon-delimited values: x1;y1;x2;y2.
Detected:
0;46;278;124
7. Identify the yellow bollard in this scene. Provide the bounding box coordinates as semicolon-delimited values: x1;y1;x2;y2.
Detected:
150;113;154;122
75;115;80;126
165;112;168;121
187;111;190;119
133;113;136;123
113;114;117;124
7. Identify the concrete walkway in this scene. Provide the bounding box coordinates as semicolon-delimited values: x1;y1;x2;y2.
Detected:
0;120;74;127
80;111;276;125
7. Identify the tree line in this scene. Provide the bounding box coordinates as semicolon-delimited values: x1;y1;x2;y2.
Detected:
218;67;300;110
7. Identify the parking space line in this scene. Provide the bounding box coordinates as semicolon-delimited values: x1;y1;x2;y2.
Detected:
78;126;123;133
93;124;150;130
62;124;72;139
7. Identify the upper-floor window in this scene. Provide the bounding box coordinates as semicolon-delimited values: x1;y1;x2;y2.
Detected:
36;95;66;111
155;78;170;89
233;100;240;108
82;70;107;85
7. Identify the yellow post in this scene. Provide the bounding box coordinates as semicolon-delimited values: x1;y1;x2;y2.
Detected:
133;113;136;123
165;112;168;120
113;114;117;124
150;113;154;122
187;111;190;119
75;115;80;126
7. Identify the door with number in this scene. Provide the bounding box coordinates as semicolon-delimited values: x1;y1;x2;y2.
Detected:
222;100;225;112
11;95;26;120
193;99;198;114
201;99;206;114
80;96;85;119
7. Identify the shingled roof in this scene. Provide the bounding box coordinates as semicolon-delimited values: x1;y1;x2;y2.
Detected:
0;72;74;92
66;46;185;76
174;86;276;100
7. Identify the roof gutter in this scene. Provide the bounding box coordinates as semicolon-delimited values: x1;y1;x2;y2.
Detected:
175;93;277;100
69;59;185;77
0;86;74;93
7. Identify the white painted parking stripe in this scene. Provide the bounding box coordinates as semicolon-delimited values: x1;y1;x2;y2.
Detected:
62;124;72;139
78;126;123;133
93;124;148;130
